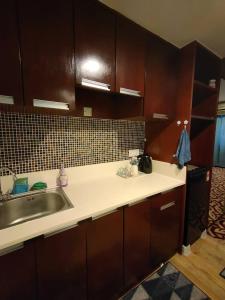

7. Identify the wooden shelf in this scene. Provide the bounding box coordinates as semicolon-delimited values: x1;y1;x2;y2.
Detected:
194;42;221;91
191;115;215;141
193;80;217;102
191;115;216;141
190;120;215;166
191;115;215;121
120;114;171;122
192;81;218;117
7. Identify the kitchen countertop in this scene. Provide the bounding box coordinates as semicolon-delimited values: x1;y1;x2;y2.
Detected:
0;160;186;251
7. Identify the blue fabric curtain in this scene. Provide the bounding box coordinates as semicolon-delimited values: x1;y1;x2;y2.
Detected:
214;115;225;167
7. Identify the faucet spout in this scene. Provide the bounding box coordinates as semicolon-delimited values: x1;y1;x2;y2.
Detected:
0;167;17;201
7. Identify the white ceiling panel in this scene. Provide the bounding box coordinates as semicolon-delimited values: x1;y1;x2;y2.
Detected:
100;0;225;57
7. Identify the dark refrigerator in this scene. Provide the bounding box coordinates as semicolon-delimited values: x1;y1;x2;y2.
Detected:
183;166;211;246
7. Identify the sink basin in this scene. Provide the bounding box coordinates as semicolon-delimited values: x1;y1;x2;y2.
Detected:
0;188;73;230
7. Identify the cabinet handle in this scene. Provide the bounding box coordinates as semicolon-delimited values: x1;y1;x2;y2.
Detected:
0;243;24;256
160;201;175;211
0;95;14;105
152;113;169;120
120;87;141;97
81;78;110;91
33;99;69;110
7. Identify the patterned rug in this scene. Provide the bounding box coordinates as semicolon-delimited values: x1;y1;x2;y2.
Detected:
207;167;225;239
121;263;209;300
220;267;225;279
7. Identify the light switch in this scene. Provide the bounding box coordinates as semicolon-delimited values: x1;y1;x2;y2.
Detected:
83;107;92;117
129;149;140;157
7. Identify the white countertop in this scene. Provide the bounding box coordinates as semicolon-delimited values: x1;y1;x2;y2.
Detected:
0;160;186;251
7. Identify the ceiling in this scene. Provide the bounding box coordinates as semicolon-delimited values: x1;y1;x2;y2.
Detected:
100;0;225;58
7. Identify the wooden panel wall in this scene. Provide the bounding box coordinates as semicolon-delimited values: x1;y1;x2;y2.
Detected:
145;41;195;163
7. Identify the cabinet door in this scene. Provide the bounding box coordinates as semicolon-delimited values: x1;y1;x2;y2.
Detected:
75;0;115;92
36;225;86;300
124;200;151;289
0;242;36;300
149;188;182;270
87;210;123;300
18;0;75;114
145;34;178;120
0;0;23;111
116;16;146;97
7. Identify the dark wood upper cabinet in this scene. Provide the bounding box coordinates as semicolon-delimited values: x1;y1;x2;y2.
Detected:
18;0;75;113
75;0;115;92
36;225;87;300
0;0;23;112
0;242;36;300
87;210;123;300
116;15;146;97
145;34;179;120
149;188;183;270
124;199;151;290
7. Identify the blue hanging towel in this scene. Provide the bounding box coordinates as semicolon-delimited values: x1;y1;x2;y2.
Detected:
175;128;191;168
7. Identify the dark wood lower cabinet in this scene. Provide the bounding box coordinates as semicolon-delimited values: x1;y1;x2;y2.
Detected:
0;242;36;300
35;225;86;300
124;200;151;289
87;210;123;300
149;188;183;270
0;187;184;300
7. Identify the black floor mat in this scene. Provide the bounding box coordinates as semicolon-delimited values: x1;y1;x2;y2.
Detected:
121;263;209;300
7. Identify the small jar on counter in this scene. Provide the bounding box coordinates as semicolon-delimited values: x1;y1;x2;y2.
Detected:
130;157;139;176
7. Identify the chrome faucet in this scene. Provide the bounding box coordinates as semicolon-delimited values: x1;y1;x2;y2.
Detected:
0;167;17;201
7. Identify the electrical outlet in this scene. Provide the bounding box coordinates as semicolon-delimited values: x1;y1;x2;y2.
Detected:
83;107;92;117
129;149;140;157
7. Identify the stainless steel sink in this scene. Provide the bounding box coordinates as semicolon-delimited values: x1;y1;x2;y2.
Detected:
0;188;73;230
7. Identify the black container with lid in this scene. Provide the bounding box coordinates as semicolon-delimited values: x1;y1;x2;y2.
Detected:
138;154;152;174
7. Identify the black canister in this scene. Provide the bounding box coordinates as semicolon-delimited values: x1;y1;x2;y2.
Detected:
138;154;152;174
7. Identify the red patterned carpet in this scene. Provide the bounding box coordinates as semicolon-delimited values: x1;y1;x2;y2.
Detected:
207;167;225;239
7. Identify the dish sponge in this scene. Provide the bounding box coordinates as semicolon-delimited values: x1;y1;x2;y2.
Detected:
30;182;47;191
12;178;29;194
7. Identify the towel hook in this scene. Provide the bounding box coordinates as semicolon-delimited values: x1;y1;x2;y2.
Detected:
177;120;188;129
184;120;188;129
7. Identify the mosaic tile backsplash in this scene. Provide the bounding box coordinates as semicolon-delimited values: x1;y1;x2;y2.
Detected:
0;113;145;175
